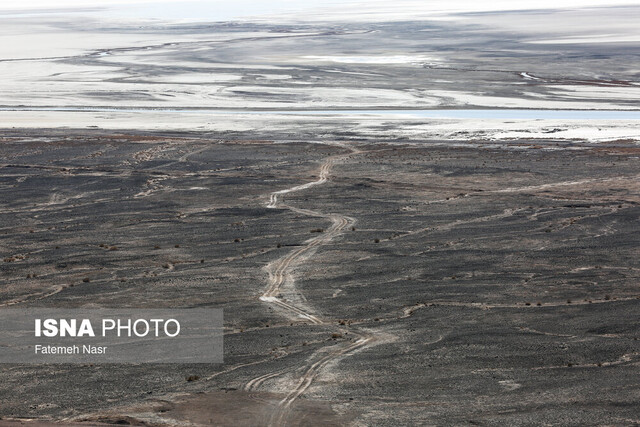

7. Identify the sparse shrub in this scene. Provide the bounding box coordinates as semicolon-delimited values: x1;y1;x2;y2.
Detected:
186;375;200;382
82;277;90;283
374;238;380;243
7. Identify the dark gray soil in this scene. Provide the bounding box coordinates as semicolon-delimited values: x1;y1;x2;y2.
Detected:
0;130;639;425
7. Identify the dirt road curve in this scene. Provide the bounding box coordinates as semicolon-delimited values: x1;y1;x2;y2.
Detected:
249;143;377;426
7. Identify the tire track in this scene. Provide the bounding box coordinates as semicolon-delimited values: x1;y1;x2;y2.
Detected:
244;370;288;392
0;285;66;307
270;336;372;426
246;143;377;426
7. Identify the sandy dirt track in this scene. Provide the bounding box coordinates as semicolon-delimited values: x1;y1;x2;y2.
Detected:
254;143;377;425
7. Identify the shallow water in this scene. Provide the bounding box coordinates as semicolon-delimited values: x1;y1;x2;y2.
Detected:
1;107;640;120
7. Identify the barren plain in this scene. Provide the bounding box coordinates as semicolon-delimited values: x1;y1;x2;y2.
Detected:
1;130;639;425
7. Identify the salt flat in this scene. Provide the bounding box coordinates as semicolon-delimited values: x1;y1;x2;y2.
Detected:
1;2;640;111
